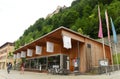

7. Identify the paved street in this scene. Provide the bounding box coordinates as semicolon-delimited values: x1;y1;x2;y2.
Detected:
0;69;120;79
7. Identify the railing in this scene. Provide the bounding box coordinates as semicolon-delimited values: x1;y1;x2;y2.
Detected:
90;65;120;74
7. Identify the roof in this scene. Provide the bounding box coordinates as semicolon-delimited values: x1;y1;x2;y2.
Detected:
14;26;109;53
0;42;14;49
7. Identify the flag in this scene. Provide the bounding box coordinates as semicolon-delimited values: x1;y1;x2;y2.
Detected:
17;53;21;59
63;35;72;49
98;5;103;38
46;41;54;52
105;10;110;40
13;54;17;59
27;49;33;56
110;17;117;44
36;45;42;55
21;51;26;58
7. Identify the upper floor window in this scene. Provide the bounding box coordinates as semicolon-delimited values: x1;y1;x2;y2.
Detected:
87;44;91;48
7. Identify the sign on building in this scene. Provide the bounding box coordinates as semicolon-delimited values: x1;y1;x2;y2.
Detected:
13;54;17;59
27;49;33;57
46;41;54;52
17;53;21;59
36;45;42;55
21;51;26;58
63;35;72;49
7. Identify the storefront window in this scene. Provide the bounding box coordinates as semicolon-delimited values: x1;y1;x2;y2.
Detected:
38;57;47;70
25;55;61;71
25;60;29;68
48;55;60;68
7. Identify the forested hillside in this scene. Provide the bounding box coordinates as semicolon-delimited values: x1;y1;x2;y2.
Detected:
15;0;120;49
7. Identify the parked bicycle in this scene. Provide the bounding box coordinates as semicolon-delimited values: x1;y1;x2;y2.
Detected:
58;68;70;75
48;65;59;75
48;66;70;75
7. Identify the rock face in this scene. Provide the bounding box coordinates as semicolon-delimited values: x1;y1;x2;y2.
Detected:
97;34;120;54
46;5;67;18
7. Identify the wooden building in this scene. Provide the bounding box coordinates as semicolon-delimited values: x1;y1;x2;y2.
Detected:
13;26;111;73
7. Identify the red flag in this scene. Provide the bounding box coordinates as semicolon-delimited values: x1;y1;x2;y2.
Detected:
105;10;110;41
98;5;103;38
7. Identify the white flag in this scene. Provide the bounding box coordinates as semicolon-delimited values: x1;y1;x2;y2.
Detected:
27;49;33;56
36;46;42;55
63;35;72;49
13;54;17;59
17;53;21;59
21;51;26;58
47;41;54;52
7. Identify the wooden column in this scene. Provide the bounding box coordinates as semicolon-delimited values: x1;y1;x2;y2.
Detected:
60;54;63;69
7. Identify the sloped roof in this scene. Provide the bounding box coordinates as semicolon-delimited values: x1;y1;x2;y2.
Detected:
0;42;14;49
14;26;109;53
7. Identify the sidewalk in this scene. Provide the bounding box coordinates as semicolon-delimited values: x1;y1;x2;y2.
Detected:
0;69;120;79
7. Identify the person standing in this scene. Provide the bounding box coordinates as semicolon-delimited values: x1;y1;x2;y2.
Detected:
74;58;78;72
20;62;25;74
7;62;12;74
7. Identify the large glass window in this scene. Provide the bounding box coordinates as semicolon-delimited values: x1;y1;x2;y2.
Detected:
25;55;61;71
25;59;30;68
38;57;47;70
48;55;60;68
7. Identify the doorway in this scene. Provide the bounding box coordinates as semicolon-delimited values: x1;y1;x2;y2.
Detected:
86;44;92;72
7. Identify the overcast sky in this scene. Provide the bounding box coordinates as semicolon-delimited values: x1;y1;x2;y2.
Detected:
0;0;73;45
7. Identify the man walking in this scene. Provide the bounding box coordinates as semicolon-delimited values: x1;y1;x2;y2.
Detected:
7;62;12;74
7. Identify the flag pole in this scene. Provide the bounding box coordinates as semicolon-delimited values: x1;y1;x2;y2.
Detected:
98;5;106;59
105;10;114;71
102;38;108;74
109;41;114;71
108;40;114;71
102;38;106;59
98;5;107;74
110;17;119;70
114;44;119;70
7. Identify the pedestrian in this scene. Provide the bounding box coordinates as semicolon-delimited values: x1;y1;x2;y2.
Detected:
74;57;78;72
20;62;25;74
7;62;12;74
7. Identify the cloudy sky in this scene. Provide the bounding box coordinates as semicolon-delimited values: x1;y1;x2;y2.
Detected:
0;0;73;45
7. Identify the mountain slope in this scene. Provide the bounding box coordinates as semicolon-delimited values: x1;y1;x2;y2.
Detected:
15;0;120;49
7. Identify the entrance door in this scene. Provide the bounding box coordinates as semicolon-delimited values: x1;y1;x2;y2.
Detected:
86;44;92;72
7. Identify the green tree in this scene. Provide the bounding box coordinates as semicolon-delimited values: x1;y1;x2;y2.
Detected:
8;52;13;58
60;10;79;28
14;0;120;49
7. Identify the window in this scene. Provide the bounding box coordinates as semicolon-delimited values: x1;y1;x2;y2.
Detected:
87;44;91;48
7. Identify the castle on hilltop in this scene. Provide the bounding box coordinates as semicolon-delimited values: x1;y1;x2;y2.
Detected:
46;5;67;18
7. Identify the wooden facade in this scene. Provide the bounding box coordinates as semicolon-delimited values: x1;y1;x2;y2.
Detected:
14;27;111;73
